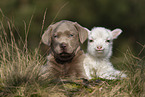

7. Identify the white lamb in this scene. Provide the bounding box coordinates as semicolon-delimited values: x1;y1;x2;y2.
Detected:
83;27;127;80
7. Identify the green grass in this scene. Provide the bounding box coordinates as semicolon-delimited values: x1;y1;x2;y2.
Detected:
0;11;145;97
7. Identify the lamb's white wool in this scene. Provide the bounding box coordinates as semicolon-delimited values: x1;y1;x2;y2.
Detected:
83;27;126;80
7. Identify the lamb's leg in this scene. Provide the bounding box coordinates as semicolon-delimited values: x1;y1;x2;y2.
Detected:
83;64;92;79
101;70;126;80
98;64;127;80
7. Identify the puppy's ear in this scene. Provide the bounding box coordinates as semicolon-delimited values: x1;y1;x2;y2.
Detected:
111;29;122;39
74;22;88;44
84;27;91;34
42;25;52;46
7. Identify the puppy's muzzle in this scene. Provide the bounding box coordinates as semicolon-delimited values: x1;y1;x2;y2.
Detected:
60;42;67;50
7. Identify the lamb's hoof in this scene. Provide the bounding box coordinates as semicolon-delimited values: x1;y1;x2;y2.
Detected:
95;79;102;83
81;78;89;83
80;78;90;87
90;79;102;86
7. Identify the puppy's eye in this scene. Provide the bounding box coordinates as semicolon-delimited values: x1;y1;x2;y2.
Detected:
106;40;111;43
54;35;58;38
69;34;73;37
89;39;94;42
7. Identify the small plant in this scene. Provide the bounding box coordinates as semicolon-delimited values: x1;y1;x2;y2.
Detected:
0;10;47;96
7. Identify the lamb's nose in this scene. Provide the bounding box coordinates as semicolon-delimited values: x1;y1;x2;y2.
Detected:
97;46;103;50
60;43;67;49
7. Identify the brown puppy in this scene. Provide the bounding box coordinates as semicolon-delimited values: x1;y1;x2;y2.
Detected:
41;20;88;79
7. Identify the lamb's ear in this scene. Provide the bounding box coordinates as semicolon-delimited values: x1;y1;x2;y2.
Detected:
74;22;88;44
111;29;122;39
42;25;52;46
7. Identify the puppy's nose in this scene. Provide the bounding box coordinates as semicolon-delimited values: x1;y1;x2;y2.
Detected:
60;43;67;49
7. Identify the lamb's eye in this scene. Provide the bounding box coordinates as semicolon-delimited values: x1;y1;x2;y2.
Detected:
89;39;94;42
106;40;110;43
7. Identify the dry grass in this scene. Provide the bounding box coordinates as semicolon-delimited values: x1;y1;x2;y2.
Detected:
0;10;145;97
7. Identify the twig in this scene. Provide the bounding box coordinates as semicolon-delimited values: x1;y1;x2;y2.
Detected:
136;41;145;56
51;2;69;24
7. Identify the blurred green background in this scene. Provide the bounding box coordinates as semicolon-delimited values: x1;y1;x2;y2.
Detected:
0;0;145;58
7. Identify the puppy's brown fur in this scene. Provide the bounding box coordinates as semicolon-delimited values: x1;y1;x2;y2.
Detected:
41;20;88;79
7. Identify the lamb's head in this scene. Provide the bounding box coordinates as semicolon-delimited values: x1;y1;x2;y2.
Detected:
87;27;122;58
